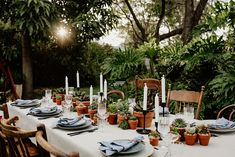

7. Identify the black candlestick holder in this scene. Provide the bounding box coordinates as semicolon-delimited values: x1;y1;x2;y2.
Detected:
160;101;166;117
136;110;151;134
99;92;104;102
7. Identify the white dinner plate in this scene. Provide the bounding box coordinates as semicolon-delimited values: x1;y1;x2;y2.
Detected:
56;120;92;130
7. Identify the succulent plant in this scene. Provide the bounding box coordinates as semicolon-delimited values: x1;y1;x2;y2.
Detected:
171;118;187;128
148;130;161;138
108;102;118;114
197;124;210;134
88;102;97;110
185;126;196;134
119;120;129;130
129;115;137;121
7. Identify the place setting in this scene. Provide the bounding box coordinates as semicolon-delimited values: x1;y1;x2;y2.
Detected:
98;135;153;157
11;99;41;108
53;115;98;136
27;105;63;119
202;117;235;133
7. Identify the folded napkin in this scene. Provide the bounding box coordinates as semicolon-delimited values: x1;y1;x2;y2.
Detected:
159;106;169;114
13;99;39;106
208;117;235;129
30;106;57;114
99;136;144;156
58;116;82;127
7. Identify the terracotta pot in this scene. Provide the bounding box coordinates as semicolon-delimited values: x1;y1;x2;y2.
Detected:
76;106;87;116
52;97;56;103
80;101;90;107
198;133;211;146
149;137;159;146
75;101;89;114
56;100;61;105
171;127;186;141
184;133;197;145
133;111;154;128
88;109;97;120
108;113;117;125
117;114;128;124
128;120;138;130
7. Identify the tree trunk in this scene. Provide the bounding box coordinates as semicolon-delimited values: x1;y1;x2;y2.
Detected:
22;31;33;99
181;0;194;44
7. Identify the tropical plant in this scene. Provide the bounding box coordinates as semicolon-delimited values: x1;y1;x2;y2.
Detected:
102;48;144;81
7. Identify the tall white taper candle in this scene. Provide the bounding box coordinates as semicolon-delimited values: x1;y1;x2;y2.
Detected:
65;76;68;95
90;85;93;105
143;83;148;110
76;71;80;88
154;94;159;122
100;73;103;93
104;79;107;99
161;75;166;103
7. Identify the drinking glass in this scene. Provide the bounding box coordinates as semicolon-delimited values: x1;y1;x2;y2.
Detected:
158;117;171;156
184;106;194;125
63;94;73;117
97;101;108;131
45;89;52;106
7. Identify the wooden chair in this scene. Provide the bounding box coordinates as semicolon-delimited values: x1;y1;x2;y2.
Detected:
107;90;125;100
217;104;235;121
0;103;9;119
166;84;205;119
135;76;161;111
36;124;80;157
0;116;39;157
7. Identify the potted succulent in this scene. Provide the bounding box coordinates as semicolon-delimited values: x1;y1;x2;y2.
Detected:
108;102;118;125
117;100;130;124
171;118;187;141
119;119;129;130
88;102;98;119
56;94;62;105
197;124;211;146
184;126;197;145
128;115;138;130
148;130;161;146
76;103;87;115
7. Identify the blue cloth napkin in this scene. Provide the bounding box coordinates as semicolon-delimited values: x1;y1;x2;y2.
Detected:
208;117;235;129
13;99;39;106
58;116;82;126
30;106;57;114
99;136;144;156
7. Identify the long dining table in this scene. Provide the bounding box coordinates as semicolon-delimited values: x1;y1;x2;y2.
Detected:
6;103;235;157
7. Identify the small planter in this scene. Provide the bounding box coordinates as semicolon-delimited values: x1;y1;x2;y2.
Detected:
108;113;117;125
128;119;138;130
198;133;211;146
76;106;87;115
149;137;159;146
133;111;154;128
170;127;186;141
56;99;62;105
117;114;127;124
88;109;97;120
184;133;197;145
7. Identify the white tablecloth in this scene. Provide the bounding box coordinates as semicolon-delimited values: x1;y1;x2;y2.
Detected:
7;104;235;157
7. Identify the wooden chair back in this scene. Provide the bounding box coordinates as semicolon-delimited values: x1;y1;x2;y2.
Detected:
135;76;161;111
36;124;80;157
0;117;39;157
107;90;125;100
0;103;9;119
166;84;205;119
217;104;235;121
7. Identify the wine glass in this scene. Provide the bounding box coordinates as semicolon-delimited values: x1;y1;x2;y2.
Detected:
45;89;52;106
97;101;108;131
63;94;73;117
158;117;171;156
